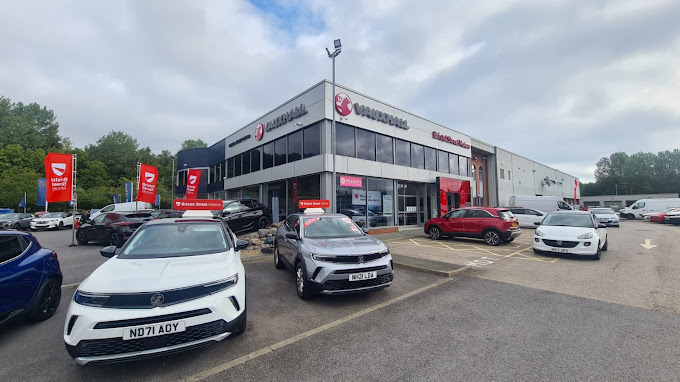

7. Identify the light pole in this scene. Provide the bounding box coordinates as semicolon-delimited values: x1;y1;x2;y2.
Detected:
171;155;175;202
326;39;341;213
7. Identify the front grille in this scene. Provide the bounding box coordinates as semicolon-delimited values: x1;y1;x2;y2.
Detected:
334;265;388;275
94;308;212;329
76;277;237;309
77;320;227;358
323;251;389;264
323;274;393;291
543;239;579;248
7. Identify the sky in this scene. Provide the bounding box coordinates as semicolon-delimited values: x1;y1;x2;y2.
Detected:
1;0;679;183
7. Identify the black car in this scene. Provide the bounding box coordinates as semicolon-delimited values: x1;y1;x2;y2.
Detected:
216;199;271;233
76;211;153;247
0;213;34;230
149;209;185;219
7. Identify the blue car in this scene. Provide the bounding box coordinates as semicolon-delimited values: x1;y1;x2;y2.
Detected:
0;231;62;325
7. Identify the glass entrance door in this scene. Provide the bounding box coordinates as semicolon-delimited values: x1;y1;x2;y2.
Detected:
398;182;426;227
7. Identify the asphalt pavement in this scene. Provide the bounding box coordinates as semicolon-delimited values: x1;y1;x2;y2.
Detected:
2;222;679;381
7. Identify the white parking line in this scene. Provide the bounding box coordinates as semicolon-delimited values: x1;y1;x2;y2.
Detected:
61;283;79;290
183;277;453;382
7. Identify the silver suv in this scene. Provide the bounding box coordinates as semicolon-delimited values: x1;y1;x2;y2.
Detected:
274;211;394;299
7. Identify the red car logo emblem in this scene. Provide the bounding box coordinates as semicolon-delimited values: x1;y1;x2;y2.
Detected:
335;93;353;116
255;123;264;141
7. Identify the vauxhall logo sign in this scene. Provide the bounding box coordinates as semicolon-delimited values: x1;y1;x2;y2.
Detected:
335;93;409;130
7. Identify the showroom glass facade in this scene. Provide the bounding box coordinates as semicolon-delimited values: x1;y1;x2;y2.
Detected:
336;174;394;228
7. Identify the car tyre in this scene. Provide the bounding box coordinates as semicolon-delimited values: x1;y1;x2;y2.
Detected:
593;244;602;260
12;223;20;230
258;216;269;229
58;221;64;230
26;278;61;322
274;243;285;269
602;239;608;251
76;231;88;245
295;261;313;300
109;233;122;247
483;229;501;246
428;226;442;240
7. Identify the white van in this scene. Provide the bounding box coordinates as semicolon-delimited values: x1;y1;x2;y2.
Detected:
508;195;573;212
89;202;153;220
619;198;680;220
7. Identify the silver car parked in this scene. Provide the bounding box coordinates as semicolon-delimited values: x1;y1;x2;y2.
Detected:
274;211;394;299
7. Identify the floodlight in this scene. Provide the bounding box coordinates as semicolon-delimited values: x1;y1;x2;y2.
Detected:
334;39;341;49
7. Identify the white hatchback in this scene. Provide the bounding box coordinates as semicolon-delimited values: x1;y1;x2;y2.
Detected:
64;218;249;365
533;211;608;260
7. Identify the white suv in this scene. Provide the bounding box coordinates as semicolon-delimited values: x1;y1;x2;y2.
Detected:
64;217;249;365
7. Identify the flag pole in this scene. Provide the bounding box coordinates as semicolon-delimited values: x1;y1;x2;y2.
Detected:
136;162;140;211
71;154;77;246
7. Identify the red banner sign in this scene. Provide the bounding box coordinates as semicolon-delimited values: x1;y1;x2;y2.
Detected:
339;175;362;188
185;169;202;199
574;179;578;205
44;153;74;202
137;163;158;204
299;199;331;208
173;199;223;210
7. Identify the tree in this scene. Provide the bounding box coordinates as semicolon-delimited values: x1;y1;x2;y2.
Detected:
0;96;64;150
85;131;140;182
180;139;208;151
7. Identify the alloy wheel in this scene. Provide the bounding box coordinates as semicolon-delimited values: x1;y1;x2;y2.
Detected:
484;230;500;246
429;227;441;240
40;282;60;316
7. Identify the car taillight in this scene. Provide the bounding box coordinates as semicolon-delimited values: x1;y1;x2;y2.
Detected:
112;222;135;226
52;251;58;259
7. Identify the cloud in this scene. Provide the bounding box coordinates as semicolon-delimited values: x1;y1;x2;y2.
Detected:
0;0;678;184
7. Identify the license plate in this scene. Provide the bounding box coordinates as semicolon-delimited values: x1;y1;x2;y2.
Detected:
550;248;568;253
349;271;377;281
123;320;186;341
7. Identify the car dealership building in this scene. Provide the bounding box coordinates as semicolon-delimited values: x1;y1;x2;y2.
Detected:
176;80;580;231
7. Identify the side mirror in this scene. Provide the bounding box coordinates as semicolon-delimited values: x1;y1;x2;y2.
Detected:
285;232;298;240
100;246;117;258
235;239;250;251
362;227;369;234
598;223;607;228
534;222;541;226
221;211;230;216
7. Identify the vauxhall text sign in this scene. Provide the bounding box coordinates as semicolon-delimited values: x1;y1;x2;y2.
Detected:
264;104;307;132
335;92;408;129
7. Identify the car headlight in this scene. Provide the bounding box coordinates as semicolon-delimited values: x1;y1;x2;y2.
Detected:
577;232;593;239
74;290;111;307
535;229;545;237
311;253;335;262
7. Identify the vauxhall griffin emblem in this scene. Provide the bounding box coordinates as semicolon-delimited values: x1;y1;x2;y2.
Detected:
150;293;164;307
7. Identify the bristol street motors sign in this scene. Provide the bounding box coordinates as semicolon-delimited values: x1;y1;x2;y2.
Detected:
432;131;470;149
335;93;409;130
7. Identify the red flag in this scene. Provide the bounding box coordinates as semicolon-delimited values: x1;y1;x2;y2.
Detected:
185;169;202;199
137;163;158;204
574;179;579;205
44;153;74;202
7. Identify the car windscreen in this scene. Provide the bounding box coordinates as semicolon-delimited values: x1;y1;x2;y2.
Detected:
0;213;21;219
542;214;594;228
42;213;63;218
590;208;615;214
119;222;230;258
302;216;363;239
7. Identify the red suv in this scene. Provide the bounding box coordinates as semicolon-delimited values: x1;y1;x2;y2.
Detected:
424;207;521;246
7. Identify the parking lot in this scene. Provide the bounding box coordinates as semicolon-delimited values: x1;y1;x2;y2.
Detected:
2;221;680;381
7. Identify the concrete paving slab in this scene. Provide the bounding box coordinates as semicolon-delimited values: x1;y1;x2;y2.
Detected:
392;254;468;277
